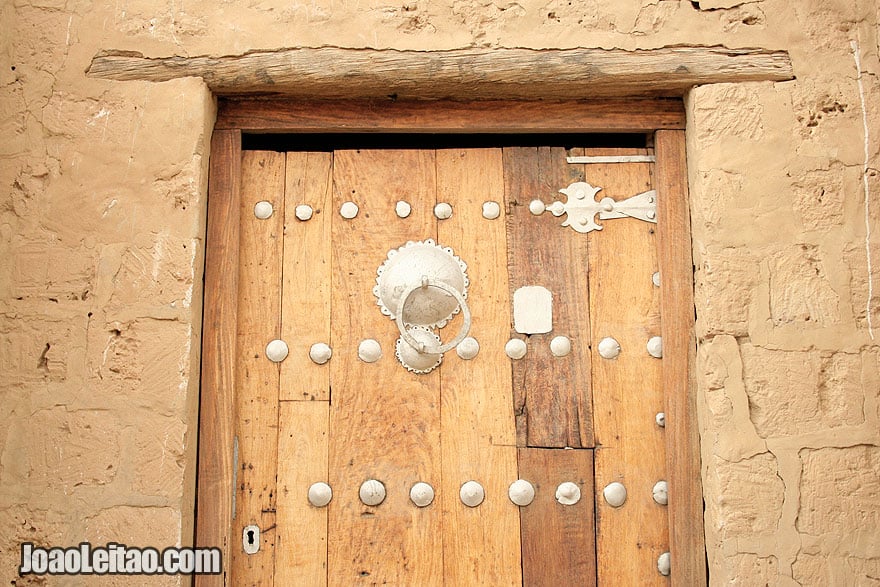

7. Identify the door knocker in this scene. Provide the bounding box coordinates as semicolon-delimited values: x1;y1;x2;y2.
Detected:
374;239;471;373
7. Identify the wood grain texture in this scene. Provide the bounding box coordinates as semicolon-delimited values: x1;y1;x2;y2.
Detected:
326;150;443;585
274;401;330;587
280;152;333;401
216;99;685;133
518;448;596;586
586;149;668;586
88;46;794;99
655;130;707;587
196;129;241;587
231;151;286;585
436;149;521;586
503;147;593;449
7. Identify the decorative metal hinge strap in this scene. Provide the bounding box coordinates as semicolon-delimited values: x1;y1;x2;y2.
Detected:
540;181;657;234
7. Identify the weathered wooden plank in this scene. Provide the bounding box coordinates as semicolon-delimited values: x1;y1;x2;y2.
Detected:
503;146;593;448
518;448;596;586
280;151;333;401
327;150;443;585
215;99;685;133
587;149;668;586
436;148;521;585
655;129;707;587
274;400;330;587
231;151;286;585
196;129;241;587
87;46;794;99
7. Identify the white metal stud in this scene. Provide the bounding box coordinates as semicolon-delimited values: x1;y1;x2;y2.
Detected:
529;199;546;215
598;337;621;359
647;336;663;358
656;412;666;427
395;200;412;218
295;204;313;221
434;202;453;219
508;479;536;506
308;482;333;507
652;480;668;506
658;552;671;576
359;479;386;506
505;338;527;360
410;482;435;507
652;271;661;287
265;339;289;363
603;482;627;508
340;201;359;219
253;201;274;219
556;481;581;505
456;336;480;360
482;201;501;219
358;339;382;363
460;480;485;507
550;335;572;357
309;342;332;365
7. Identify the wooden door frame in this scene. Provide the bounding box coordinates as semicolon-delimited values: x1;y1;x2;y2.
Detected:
196;98;705;586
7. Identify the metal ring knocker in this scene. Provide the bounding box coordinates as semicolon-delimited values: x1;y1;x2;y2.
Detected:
395;276;472;355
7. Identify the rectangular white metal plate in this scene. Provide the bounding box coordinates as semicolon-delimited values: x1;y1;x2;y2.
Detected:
513;286;553;334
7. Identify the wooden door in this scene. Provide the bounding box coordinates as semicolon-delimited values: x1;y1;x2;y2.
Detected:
227;143;669;585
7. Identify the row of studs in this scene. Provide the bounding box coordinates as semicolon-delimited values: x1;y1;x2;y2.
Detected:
303;478;666;509
264;334;664;365
253;200;511;222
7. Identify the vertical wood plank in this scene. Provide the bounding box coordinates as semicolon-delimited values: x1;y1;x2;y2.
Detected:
503;147;593;448
274;401;330;586
196;129;241;587
327;149;443;585
231;150;286;586
280;151;333;401
655;130;707;587
518;448;596;586
588;149;668;586
437;148;521;586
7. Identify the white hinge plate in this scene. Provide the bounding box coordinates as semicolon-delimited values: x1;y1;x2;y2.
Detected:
543;181;657;234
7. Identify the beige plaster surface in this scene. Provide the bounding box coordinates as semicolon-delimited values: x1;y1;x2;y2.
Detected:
1;0;878;584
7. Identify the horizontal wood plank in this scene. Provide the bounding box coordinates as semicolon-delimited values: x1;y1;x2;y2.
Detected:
215;99;684;133
88;46;793;99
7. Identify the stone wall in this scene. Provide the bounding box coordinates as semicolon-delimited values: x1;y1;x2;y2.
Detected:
1;0;878;584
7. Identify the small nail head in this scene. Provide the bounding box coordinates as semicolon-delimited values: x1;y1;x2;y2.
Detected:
295;204;313;221
647;210;656;220
508;479;536;507
359;479;386;506
309;342;333;365
410;482;435;507
265;339;289;363
647;336;663;358
652;480;668;506
358;339;382;363
550;335;572;357
505;338;527;360
308;482;333;507
529;200;546;215
460;480;485;507
598;337;621;359
434;202;453;219
456;336;480;360
395;200;412;218
482;201;501;220
254;201;274;219
556;481;581;505
603;481;627;508
340;201;359;219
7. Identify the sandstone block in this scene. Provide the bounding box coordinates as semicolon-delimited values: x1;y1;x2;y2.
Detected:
792;164;847;232
768;244;840;326
707;452;784;539
695;246;760;337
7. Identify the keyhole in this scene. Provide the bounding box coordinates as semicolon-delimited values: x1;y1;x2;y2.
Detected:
243;525;260;554
247;530;255;545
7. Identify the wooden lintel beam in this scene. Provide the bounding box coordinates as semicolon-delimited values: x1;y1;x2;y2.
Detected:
87;46;793;99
